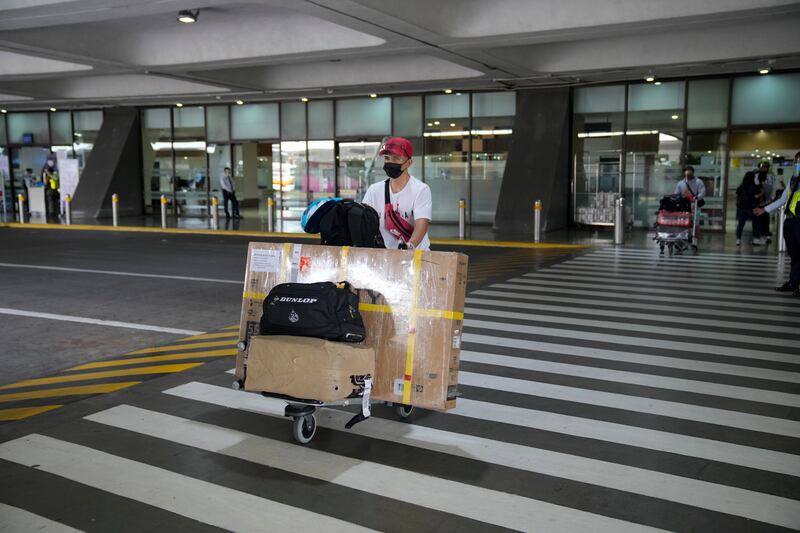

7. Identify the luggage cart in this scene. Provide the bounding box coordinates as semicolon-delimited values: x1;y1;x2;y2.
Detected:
653;197;698;255
232;340;414;445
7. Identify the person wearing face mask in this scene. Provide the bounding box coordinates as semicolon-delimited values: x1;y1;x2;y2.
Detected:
362;137;432;250
674;165;706;251
755;161;775;241
755;151;800;296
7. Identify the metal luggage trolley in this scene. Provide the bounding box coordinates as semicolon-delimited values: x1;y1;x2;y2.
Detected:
654;198;698;255
232;339;414;445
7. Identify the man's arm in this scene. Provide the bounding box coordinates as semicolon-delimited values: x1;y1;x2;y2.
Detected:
409;218;430;247
696;180;706;200
408;185;433;247
756;186;789;215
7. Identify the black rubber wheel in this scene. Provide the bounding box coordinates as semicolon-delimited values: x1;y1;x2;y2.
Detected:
395;404;414;419
292;414;316;445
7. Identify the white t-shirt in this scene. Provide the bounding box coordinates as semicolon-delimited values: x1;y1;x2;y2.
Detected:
362;176;432;250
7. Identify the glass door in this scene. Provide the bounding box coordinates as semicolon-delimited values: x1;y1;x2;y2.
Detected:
233;141;278;221
337;140;382;200
727;128;800;232
0;147;11;217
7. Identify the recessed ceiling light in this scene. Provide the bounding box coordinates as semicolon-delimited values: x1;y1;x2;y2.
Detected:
175;103;183;108
434;121;440;125
0;109;7;114
671;115;679;120
450;123;455;127
759;68;770;75
654;81;662;85
427;122;433;127
444;89;453;94
645;76;655;82
49;107;57;112
707;150;712;154
369;93;377;98
300;97;309;102
177;9;198;23
236;100;244;105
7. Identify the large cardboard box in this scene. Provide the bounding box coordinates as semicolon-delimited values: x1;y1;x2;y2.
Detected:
244;335;375;403
236;243;467;411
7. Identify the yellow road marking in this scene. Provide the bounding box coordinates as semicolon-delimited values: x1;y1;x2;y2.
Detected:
223;325;239;330
0;405;63;421
176;331;238;341
0;382;140;402
0;363;203;391
0;222;591;250
66;350;236;371
127;339;236;355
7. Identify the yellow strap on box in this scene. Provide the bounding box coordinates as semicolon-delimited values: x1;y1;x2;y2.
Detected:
402;249;423;405
338;246;350;281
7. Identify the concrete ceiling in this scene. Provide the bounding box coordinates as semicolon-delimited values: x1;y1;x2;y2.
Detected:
0;0;798;109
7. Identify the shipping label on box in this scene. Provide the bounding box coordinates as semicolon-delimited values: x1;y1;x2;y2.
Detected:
235;242;467;411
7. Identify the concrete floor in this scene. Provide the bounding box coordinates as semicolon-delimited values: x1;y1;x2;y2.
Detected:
0;227;797;533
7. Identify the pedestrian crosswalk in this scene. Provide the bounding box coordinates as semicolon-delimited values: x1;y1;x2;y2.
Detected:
1;246;797;532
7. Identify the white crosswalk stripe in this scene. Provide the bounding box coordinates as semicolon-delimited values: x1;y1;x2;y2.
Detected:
0;502;83;532
3;246;797;533
0;434;374;533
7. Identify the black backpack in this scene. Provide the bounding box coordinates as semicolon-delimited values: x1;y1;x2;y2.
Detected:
259;281;365;343
319;200;385;248
659;194;691;212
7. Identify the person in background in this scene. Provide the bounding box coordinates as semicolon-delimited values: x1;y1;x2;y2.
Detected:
755;161;774;241
754;151;800;296
42;159;59;217
362;137;432;250
735;171;764;246
674;165;706;251
220;166;241;219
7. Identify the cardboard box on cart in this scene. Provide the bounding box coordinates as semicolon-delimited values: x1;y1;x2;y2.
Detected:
235;242;467;411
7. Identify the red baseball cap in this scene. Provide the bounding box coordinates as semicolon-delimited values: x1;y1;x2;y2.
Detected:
379;137;413;159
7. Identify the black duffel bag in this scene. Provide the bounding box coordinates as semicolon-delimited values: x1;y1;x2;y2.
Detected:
260;281;365;343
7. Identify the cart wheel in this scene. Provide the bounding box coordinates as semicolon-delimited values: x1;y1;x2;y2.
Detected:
395;404;414;419
292;414;316;445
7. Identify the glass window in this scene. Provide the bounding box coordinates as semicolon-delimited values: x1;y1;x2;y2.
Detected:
281;102;306;141
625;82;685;228
574;85;625;113
233;142;276;218
393;96;422;138
687;79;729;129
731;73;800;125
335;97;391;137
0;146;10;214
206;106;229;142
8;112;49;145
0;115;7;145
572;85;625;226
280;141;307;220
684;132;727;230
425;93;469;119
628;81;684;112
337;141;382;200
72;110;102;175
50;111;72;145
231;103;279;140
424;95;468;223
473;91;515;117
208;143;231;195
471;92;515;223
141;108;173;214
172;106;207;216
308;101;333;140
172;106;204;139
308;140;335;200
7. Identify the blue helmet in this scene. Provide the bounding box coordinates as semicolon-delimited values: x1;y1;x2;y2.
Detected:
301;197;342;233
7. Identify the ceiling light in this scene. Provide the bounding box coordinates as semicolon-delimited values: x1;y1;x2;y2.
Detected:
236;100;244;105
300;97;308;102
177;9;198;24
427;122;433;127
0;109;6;114
654;81;662;86
450;123;455;127
369;93;377;98
444;89;453;94
671;115;679;120
175;102;183;108
645;76;655;82
455;92;462;96
434;121;440;125
707;150;712;153
759;67;770;75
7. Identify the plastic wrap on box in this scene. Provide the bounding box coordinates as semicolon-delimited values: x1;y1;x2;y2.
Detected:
236;242;468;411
